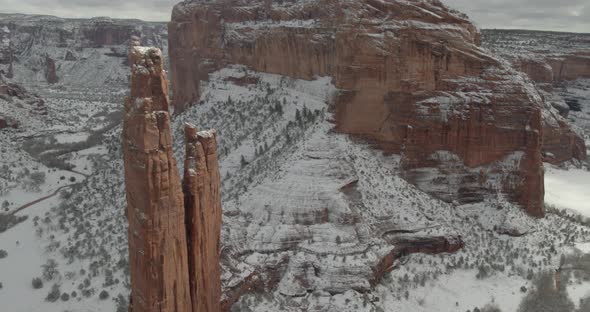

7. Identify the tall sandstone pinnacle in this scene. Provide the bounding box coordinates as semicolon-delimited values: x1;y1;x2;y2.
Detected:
168;0;550;217
183;125;222;312
123;44;222;312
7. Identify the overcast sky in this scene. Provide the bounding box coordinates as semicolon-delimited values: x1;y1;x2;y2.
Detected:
0;0;588;32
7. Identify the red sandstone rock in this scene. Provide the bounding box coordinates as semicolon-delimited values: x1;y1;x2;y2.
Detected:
168;0;545;217
183;125;222;312
123;43;223;312
123;45;192;312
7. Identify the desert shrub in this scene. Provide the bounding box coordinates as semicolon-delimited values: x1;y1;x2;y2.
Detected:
0;249;7;259
60;292;70;301
99;290;109;300
32;277;44;289
46;284;61;302
116;294;128;312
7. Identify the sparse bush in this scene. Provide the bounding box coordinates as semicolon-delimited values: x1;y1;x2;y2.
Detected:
0;249;7;259
99;290;109;300
32;277;44;289
116;294;128;312
46;284;61;302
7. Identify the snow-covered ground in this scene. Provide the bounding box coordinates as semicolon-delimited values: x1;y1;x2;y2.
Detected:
545;165;590;218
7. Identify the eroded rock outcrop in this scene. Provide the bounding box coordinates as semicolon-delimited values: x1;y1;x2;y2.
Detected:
168;0;546;217
123;45;222;312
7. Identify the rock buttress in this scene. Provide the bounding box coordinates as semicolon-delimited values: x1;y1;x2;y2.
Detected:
123;45;192;312
183;125;222;312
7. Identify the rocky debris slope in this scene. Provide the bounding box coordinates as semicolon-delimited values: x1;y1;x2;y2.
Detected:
123;45;222;312
483;29;589;165
0;14;168;89
169;0;551;217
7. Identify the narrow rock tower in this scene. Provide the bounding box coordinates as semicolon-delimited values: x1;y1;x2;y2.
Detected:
123;43;222;312
123;45;192;312
183;125;222;312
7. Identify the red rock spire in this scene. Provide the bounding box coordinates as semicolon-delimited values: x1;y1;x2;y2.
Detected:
183;124;222;312
123;42;222;312
123;44;192;312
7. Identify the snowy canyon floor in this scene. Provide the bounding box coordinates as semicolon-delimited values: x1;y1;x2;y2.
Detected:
0;67;589;311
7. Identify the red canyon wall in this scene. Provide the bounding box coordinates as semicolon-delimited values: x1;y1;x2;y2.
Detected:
168;0;548;216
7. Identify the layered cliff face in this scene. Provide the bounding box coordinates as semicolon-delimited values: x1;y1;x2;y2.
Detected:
123;45;222;312
168;0;546;217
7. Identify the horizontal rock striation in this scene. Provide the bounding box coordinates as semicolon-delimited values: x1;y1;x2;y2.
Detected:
168;0;546;217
